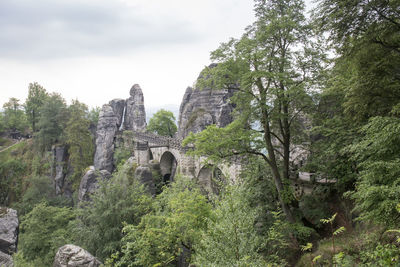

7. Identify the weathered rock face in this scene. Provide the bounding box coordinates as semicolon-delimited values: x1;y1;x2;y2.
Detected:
0;208;18;255
0;250;13;267
124;84;147;132
134;166;156;195
93;104;119;172
53;244;102;267
78;167;111;202
109;98;126;128
177;65;236;139
53;145;68;195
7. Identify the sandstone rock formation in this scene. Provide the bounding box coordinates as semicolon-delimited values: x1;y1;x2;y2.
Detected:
124;84;147;132
109;98;126;129
0;250;13;267
52;145;73;198
93;104;119;172
53;145;68;195
78;167;111;202
93;85;147;173
53;244;102;267
0;208;18;255
177;65;236;139
134;165;156;195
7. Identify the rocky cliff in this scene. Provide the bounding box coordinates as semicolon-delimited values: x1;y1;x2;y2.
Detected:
124;84;147;131
0;207;18;266
53;244;102;267
177;65;236;139
93;84;147;173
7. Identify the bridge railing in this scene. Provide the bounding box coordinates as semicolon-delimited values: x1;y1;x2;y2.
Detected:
132;131;184;150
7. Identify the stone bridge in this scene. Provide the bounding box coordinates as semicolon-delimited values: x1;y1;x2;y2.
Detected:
131;130;241;193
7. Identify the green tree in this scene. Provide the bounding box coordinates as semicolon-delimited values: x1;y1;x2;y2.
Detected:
88;106;101;126
36;93;68;150
193;184;282;266
313;0;400;122
2;97;27;133
314;0;400;53
147;109;177;137
24;82;48;133
346;115;400;227
0;159;26;205
184;0;324;224
18;202;76;266
0;111;5;133
73;167;153;261
65;100;94;188
113;176;211;266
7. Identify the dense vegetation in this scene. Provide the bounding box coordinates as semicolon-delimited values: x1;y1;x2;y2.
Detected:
0;0;399;266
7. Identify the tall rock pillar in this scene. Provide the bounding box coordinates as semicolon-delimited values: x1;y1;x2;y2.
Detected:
124;84;147;132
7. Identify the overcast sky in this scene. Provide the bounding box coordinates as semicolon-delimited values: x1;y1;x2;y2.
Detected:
0;0;313;113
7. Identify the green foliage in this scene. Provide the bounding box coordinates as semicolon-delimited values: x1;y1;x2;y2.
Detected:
13;175;72;216
320;213;346;257
113;176;211;266
73;169;153;261
359;243;400;267
18;202;76;266
88;106;101;125
36;93;68;150
347;116;400;227
0;159;26;205
193;184;272;266
113;146;132;169
0;112;5;133
65;99;94;188
2;97;28;133
24;82;48;132
147;109;177;137
185;0;325;224
314;0;400;53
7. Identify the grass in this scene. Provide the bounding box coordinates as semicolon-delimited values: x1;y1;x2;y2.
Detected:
0;136;13;147
0;139;30;162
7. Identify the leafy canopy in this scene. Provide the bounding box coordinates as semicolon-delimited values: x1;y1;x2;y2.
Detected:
147;109;177;137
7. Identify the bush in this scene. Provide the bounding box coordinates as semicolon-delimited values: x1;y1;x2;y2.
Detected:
18;203;76;266
73;169;153;261
194;185;286;267
113;176;211;266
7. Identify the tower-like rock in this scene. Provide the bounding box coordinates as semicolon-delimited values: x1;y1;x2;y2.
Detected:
177;65;236;139
124;84;147;132
93;104;119;172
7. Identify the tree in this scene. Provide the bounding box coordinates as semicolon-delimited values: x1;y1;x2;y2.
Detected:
73;166;153;261
113;176;211;266
314;0;400;53
65;100;94;188
184;0;324;224
36;93;68;150
346;115;400;227
193;184;283;266
24;82;48;132
313;0;400;122
18;202;75;266
2;97;27;133
147;109;177;137
88;106;101;126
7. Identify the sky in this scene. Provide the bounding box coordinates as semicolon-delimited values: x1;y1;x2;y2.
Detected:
0;0;314;115
0;0;255;113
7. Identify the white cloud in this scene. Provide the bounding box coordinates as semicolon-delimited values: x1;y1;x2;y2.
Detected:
0;0;282;111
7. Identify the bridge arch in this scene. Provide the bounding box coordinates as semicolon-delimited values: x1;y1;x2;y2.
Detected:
160;151;178;184
197;164;225;194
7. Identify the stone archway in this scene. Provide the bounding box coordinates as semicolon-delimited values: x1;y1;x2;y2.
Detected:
197;165;225;194
159;151;178;184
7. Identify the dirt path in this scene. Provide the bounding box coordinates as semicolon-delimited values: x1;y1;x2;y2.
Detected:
0;140;21;153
